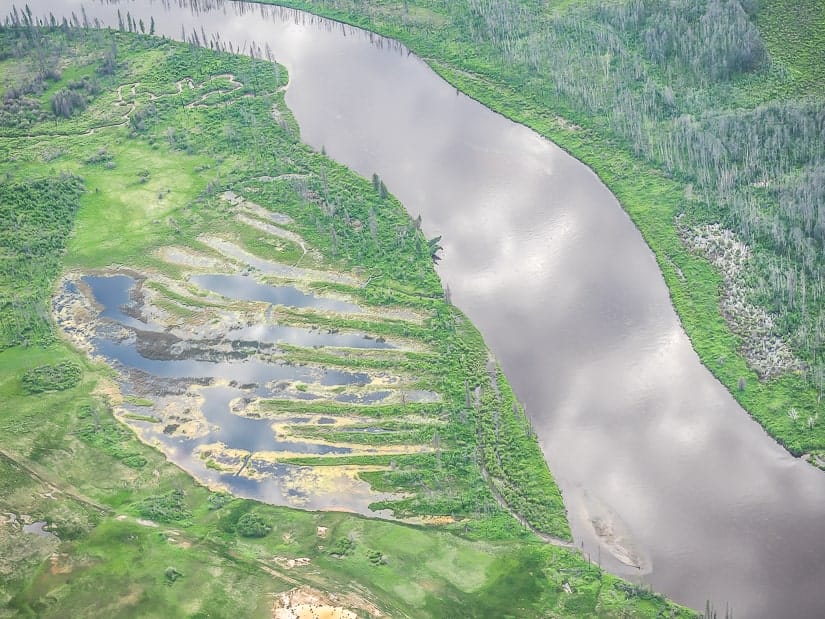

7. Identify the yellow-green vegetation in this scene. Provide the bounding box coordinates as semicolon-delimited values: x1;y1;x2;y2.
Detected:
262;0;825;462
0;25;692;618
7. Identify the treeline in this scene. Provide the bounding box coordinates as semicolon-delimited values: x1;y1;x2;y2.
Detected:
51;76;102;118
0;16;114;126
596;0;766;84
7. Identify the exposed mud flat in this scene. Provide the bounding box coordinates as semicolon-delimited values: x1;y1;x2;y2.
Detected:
223;190;295;226
157;246;231;271
235;212;312;256
575;490;650;573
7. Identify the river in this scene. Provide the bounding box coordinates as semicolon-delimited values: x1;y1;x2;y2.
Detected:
7;1;825;616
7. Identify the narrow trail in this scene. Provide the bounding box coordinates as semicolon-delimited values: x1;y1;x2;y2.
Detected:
478;463;575;549
0;72;258;140
474;354;576;550
0;447;111;515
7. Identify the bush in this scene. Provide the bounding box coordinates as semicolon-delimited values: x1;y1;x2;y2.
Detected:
50;87;88;118
77;418;147;468
21;361;81;393
207;492;231;510
327;536;355;557
135;489;191;523
121;454;148;468
164;566;183;583
235;512;271;538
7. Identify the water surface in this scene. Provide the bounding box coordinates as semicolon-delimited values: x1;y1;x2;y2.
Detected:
76;273;387;510
82;274;154;331
22;1;825;615
191;273;362;313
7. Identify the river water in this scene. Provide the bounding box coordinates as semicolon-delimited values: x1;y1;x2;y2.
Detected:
10;1;825;616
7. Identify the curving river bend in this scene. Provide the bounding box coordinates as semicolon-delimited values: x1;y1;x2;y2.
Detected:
8;1;825;616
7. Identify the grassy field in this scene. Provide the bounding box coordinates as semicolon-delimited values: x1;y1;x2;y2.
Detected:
0;27;693;617
259;0;825;464
756;0;825;95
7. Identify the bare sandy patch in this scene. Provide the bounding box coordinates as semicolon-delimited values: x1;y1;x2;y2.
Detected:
157;246;231;271
94;377;124;407
199;235;361;286
254;440;431;460
273;556;311;569
401;515;459;526
236;213;306;249
272;586;382;619
118;389;212;440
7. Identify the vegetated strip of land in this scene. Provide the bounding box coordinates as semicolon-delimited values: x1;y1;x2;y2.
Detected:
261;0;825;463
0;24;693;617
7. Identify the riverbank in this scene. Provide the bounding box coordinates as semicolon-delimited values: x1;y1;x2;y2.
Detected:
0;26;693;616
263;0;825;464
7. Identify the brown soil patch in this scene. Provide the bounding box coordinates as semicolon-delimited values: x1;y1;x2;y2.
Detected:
272;586;382;619
94;377;124;406
49;553;73;575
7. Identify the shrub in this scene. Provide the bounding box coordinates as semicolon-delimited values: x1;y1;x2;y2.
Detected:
235;512;271;538
21;361;81;393
50;88;88;118
327;536;355;557
135;489;191;523
164;567;183;583
207;492;231;510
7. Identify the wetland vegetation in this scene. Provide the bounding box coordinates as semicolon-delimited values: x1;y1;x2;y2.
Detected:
0;23;692;617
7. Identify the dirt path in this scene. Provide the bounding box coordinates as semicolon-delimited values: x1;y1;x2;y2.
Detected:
478;462;574;549
476;355;575;550
0;448;111;515
0;73;255;139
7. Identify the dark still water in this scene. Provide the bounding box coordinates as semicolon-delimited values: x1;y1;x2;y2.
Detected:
18;1;825;615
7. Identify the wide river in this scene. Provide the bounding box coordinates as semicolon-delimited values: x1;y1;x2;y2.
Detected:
9;1;825;615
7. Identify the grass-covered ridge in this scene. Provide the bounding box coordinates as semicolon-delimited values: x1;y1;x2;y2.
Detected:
0;25;693;617
261;0;825;462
